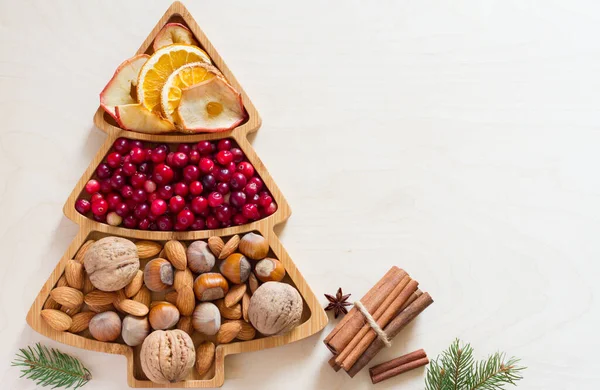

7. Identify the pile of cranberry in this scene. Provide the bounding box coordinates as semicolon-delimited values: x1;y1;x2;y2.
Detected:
75;138;277;231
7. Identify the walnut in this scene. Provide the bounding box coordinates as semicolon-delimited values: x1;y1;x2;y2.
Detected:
248;282;302;335
140;330;195;384
83;237;139;291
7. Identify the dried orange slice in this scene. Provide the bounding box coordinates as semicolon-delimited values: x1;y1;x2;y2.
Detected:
137;44;211;113
160;62;221;123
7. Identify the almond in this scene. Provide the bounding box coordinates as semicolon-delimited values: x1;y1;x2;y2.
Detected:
224;284;246;308
113;289;128;312
216;299;241;320
124;270;144;298
119;299;150;316
43;297;61;310
174;268;194;291
216;321;241;344
165;290;178;305
248;272;259;294
74;240;95;263
164;240;187;270
56;275;69;288
135;240;162;258
60;304;82;316
177;316;194;337
87;303;115;313
218;235;240;260
208;236;224;257
133;286;152;308
41;309;72;331
242;292;250;322
69;311;96;333
195;341;215;376
232;319;256;341
51;287;84;309
176;286;195;316
65;260;84;290
82;274;95;294
84;290;117;306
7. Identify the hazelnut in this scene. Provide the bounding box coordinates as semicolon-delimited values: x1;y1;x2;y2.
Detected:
219;253;251;284
89;311;122;341
140;330;195;384
254;258;285;282
149;302;180;330
121;315;150;346
186;241;215;274
239;232;269;260
192;302;221;335
143;258;174;292
193;273;229;301
248;282;302;335
83;237;139;291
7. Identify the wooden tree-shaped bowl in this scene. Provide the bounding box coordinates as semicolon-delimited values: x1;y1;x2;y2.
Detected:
26;2;328;387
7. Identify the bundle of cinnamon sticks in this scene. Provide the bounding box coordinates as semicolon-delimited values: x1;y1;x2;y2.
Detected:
323;266;433;377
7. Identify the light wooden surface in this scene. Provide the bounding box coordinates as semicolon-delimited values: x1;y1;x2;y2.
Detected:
2;1;600;389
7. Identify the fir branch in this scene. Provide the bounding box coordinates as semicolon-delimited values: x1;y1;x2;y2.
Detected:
425;339;525;390
11;343;91;389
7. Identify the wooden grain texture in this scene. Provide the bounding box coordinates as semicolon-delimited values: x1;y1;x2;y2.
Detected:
25;2;328;388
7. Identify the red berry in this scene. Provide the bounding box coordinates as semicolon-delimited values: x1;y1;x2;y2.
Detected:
217;139;232;151
191;218;206;230
183;165;200;182
191;196;208;214
99;179;112;193
232;213;248;225
237;162;254;178
230;172;247;190
230;191;247;208
197;141;214;155
189;181;203;195
188;150;200;164
230;147;244;162
115;202;130;217
151;147;167;163
154;163;174;185
138;162;151;174
144;180;157;193
113;138;130;154
202;174;217;190
177;144;191;154
75;199;91;214
106;152;122;168
130;140;144;149
131;188;147;203
129;147;146;164
105;192;122;209
91;193;104;203
147;192;159;202
215;205;232;222
91;199;108;216
122;162;137;176
138;218;151;230
169;195;186;213
216;150;233;165
174;182;188;197
249;176;264;191
242;203;260;220
214;168;232;182
157;185;174;199
205;216;220;229
93;213;107;223
122;215;138;228
264;202;277;216
244;182;259;197
85;179;101;194
199;158;214;173
157;215;173;231
131;173;146;188
172;152;189;168
96;163;112;179
258;193;273;208
217;182;230;195
151;199;168;215
177;209;194;227
207;192;224;208
110;174;126;189
134;203;150;219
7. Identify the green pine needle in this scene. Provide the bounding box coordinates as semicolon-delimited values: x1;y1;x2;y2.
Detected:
425;339;525;390
11;343;92;389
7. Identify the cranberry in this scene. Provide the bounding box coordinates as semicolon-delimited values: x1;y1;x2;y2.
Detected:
75;199;91;214
122;162;137;176
174;182;188;197
99;179;112;193
129;140;144;148
191;218;206;230
142;180;156;193
166;152;175;166
199;158;214;173
157;215;173;231
197;141;214;155
230;191;247;208
205;216;220;229
172;152;189;168
208;192;224;208
91;193;104;203
123;215;138;228
244;182;259;197
230;147;244;162
93;213;107;223
106;211;122;226
183;165;200;182
202;174;217;190
148;192;159;202
154;163;174;185
176;209;194;227
96;163;112;179
110;174;126;189
113;138;130;154
189;181;204;195
227;162;237;173
157;185;174;199
188;150;200;164
237;162;254;178
91;199;108;216
214;168;232;182
233;213;248;225
85;179;101;194
191;196;208;214
138;162;151;174
138;218;151;230
119;185;132;199
258;193;273;208
248;194;260;204
177;143;190;154
215;205;232;222
264;202;277;216
106;152;122;168
134;203;150;219
106;192;122;209
151;147;167;163
249;176;264;190
215;182;229;195
169;195;186;213
131;188;147;203
217;139;232;151
216;150;233;165
144;148;153;162
151;199;168;215
230;172;247;190
115;202;130;217
130;173;146;188
242;203;260;220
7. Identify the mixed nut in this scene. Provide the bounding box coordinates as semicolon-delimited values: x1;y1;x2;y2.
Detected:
41;232;303;383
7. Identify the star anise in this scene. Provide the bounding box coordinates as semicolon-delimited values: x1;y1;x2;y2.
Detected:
324;288;351;318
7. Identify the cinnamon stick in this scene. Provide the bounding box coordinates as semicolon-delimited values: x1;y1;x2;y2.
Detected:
340;279;419;370
347;292;433;377
370;355;429;384
369;349;427;377
324;267;406;355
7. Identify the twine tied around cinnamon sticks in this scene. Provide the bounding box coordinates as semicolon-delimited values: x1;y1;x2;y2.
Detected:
353;300;392;348
323;266;433;377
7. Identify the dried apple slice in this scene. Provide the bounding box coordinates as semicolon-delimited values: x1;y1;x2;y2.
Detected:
115;104;175;134
100;54;149;121
153;23;199;51
177;77;245;133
